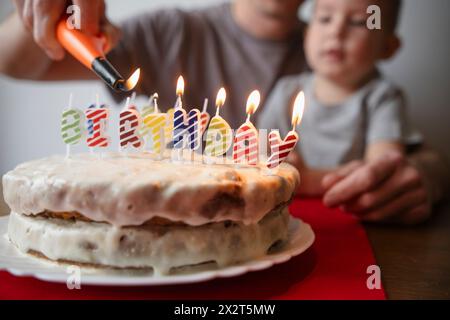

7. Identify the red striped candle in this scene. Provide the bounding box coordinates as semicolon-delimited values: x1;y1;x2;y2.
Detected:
266;91;305;169
200;98;210;135
85;106;109;148
266;130;299;169
233;121;259;165
119;97;143;150
233;90;260;165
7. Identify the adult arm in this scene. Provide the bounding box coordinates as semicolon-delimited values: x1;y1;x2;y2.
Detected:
322;147;450;224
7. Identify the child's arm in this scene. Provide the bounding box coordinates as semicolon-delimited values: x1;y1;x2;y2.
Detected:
286;152;336;196
364;83;408;163
289;141;405;197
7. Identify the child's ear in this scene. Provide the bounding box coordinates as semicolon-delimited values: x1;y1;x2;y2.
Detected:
381;35;401;60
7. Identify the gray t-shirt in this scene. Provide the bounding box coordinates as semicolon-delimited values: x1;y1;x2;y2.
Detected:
106;2;306;129
258;72;421;169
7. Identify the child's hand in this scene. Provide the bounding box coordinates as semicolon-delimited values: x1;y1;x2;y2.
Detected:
286;151;303;169
322;151;431;225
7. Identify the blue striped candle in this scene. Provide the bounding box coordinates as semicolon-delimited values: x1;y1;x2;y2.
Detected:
173;108;201;150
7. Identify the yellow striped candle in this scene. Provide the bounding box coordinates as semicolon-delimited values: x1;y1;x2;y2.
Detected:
205;88;232;157
141;93;168;155
140;93;157;148
204;116;232;156
163;108;175;143
143;113;167;154
139;105;155;139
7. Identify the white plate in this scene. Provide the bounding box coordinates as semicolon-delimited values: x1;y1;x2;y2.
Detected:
0;215;314;286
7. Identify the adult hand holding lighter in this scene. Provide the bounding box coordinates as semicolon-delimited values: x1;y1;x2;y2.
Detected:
56;18;140;92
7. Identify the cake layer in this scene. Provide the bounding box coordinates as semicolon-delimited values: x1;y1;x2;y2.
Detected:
35;210;188;226
3;153;299;226
8;208;290;275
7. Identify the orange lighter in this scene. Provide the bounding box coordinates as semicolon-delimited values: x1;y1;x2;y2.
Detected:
56;19;140;92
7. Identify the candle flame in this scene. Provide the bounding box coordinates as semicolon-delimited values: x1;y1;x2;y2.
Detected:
246;90;260;115
125;68;140;91
176;75;185;96
216;87;226;108
292;91;305;128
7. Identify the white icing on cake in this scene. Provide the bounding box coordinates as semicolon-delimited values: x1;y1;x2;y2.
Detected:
7;209;290;275
3;153;299;226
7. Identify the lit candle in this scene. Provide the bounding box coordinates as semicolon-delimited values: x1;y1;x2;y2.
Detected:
119;96;143;150
200;98;210;135
266;91;305;169
173;76;187;152
61;93;84;158
204;88;233;158
142;93;168;156
172;76;201;155
85;97;110;148
174;75;184;109
233;90;260;165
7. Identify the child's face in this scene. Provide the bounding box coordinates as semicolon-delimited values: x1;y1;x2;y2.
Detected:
305;0;395;85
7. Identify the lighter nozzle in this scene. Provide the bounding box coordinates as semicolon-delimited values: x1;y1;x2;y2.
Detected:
92;58;141;93
117;68;141;92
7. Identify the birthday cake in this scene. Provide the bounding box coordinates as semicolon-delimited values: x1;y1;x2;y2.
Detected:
2;153;299;274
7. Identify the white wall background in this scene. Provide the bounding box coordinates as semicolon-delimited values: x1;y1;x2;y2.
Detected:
0;0;449;176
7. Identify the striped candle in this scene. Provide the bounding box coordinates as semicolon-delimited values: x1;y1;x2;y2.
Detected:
119;107;142;150
163;108;175;144
141;93;167;154
86;104;94;136
85;107;109;148
173;108;187;149
232;90;261;165
266;91;305;169
200;112;210;135
139;105;155;139
143;113;167;154
204;116;232;157
232;121;259;165
86;103;107;136
204;88;231;157
61;108;84;145
266;130;299;169
173;108;201;150
200;98;210;135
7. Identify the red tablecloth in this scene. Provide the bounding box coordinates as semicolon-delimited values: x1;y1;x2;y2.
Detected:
0;198;386;300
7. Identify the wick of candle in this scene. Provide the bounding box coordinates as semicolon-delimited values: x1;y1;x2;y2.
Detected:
246;113;251;123
152;93;159;113
95;93;100;108
65;144;70;159
125;97;131;109
175;95;182;109
202;98;208;113
215;107;220;117
68;93;73;109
